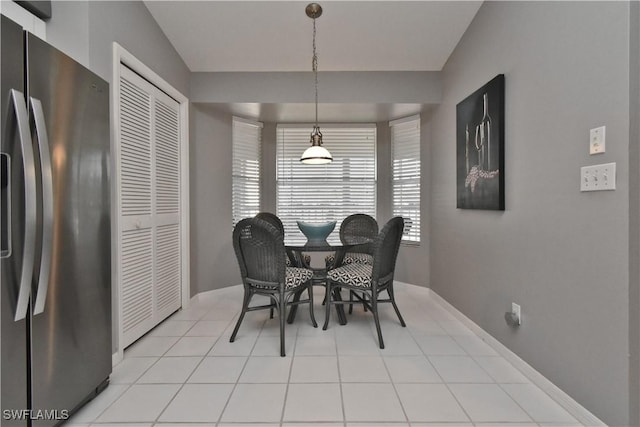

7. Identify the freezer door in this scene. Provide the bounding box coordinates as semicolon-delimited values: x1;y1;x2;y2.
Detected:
26;33;112;426
1;15;29;427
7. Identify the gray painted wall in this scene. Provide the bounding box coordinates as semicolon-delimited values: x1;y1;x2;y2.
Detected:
190;104;241;295
47;1;190;94
429;2;631;425
191;71;441;103
629;2;640;425
261;123;278;214
87;1;190;95
393;113;431;286
46;1;90;69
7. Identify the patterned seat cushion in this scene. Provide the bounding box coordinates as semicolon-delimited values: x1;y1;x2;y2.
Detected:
285;267;313;289
345;252;373;265
327;263;372;288
325;252;373;267
251;267;313;290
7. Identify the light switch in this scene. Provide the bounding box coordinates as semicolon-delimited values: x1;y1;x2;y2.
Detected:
580;162;616;191
590;126;606;154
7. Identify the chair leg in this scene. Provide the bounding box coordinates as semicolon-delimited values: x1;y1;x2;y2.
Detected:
323;281;332;330
387;285;406;327
230;289;252;342
287;289;303;324
321;282;328;305
270;306;274;319
371;292;385;349
308;283;318;328
279;292;286;357
348;290;354;314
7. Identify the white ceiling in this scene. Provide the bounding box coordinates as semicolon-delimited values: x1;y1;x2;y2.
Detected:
144;1;483;73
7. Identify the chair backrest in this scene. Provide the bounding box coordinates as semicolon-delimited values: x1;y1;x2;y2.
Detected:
340;213;378;253
233;217;286;287
255;212;285;236
371;217;404;285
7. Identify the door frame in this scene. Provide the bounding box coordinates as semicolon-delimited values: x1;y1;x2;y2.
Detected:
111;43;190;364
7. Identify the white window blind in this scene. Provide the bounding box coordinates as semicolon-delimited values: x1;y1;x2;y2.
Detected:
232;117;263;225
391;115;421;243
277;125;377;244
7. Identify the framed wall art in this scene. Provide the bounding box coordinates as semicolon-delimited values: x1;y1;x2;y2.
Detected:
456;74;505;210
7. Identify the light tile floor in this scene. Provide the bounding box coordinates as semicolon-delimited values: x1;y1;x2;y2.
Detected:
68;283;585;427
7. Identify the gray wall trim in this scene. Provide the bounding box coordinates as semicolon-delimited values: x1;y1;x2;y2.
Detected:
190;71;442;104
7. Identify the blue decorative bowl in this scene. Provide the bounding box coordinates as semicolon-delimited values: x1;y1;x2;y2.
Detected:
296;220;336;244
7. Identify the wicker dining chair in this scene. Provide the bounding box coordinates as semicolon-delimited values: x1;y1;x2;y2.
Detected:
323;217;406;349
231;217;317;356
326;213;378;269
255;212;308;267
325;213;379;312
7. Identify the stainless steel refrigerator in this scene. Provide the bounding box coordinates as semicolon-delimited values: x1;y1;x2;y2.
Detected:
1;15;111;427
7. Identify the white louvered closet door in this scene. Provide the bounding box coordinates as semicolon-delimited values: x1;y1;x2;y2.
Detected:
119;66;182;348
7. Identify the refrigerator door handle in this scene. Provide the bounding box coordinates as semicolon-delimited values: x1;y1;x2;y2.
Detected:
30;97;53;315
9;89;36;322
1;153;12;258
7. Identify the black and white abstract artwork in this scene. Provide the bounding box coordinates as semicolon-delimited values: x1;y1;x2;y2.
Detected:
456;74;505;210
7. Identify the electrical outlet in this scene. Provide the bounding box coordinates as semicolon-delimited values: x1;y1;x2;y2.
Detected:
590;126;606;154
511;303;521;325
580;162;616;192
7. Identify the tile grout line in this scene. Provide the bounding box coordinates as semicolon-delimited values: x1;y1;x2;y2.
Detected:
379;345;411;426
333;304;348;427
405;314;474;425
91;316;194;425
214;307;264;427
279;305;305;427
150;303;227;425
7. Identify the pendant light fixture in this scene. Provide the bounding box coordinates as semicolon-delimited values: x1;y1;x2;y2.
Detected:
300;2;332;164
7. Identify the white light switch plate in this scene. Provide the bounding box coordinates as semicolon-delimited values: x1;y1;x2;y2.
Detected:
590;126;606;154
580;162;616;192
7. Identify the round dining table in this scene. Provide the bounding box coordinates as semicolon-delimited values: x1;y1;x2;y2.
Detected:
285;238;372;325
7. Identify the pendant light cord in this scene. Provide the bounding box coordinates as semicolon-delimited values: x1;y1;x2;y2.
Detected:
312;16;318;127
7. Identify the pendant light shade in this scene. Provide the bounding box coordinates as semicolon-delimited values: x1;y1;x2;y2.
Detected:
301;125;332;164
300;3;332;164
301;145;332;164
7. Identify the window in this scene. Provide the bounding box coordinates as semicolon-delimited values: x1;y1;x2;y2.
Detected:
232;116;263;225
276;124;376;244
390;115;420;243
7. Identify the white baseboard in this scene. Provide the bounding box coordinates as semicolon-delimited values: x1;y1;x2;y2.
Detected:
418;284;606;427
190;284;243;304
112;351;123;368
